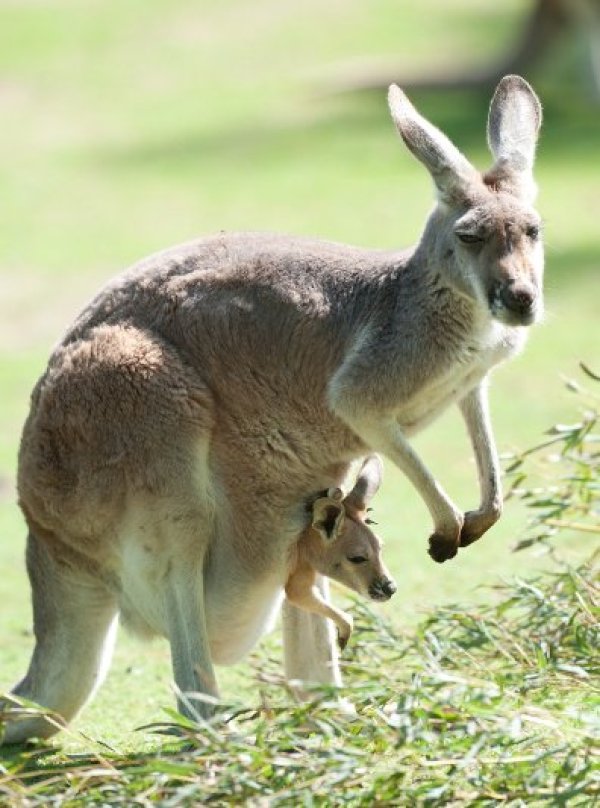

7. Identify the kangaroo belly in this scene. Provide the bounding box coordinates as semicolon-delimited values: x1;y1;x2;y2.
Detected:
202;533;290;665
116;500;291;664
205;577;285;665
118;556;285;666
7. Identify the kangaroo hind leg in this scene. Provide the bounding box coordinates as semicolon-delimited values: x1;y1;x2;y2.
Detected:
282;575;342;690
165;556;218;722
153;505;218;723
2;533;118;744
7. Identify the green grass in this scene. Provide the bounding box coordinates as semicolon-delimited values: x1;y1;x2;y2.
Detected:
0;0;598;762
2;556;598;805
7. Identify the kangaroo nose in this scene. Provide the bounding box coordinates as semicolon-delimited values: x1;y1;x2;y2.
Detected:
500;282;536;319
369;578;397;601
381;579;397;598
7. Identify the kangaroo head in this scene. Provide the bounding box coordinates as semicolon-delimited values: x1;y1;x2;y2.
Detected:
388;75;544;328
310;455;396;602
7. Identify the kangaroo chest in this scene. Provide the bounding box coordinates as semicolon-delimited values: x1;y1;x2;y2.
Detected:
397;361;485;435
396;320;523;436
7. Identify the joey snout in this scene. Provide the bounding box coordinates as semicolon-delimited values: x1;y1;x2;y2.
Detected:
368;577;397;601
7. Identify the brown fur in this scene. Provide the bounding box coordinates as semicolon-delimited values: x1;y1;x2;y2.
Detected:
2;76;544;743
286;457;395;650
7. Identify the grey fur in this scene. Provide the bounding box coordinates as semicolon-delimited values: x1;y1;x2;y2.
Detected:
1;75;543;743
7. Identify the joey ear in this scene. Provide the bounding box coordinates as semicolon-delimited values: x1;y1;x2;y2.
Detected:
486;75;542;201
312;498;344;542
388;84;478;202
344;454;383;512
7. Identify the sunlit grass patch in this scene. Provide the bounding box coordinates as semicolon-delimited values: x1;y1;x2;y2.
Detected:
2;554;597;806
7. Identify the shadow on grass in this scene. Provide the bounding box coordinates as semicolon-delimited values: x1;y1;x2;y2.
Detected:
79;82;599;295
82;76;599;174
1;548;597;803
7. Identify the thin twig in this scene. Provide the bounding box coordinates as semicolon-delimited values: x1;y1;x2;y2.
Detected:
543;518;600;534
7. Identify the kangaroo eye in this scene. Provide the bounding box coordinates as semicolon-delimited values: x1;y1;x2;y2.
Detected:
456;232;483;245
526;225;540;240
365;518;377;526
347;555;367;564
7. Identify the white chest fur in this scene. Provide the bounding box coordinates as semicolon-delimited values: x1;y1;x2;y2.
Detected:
398;319;525;436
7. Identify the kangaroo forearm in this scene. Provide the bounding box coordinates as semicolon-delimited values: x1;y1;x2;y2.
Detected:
287;585;342;624
459;384;502;518
333;409;462;535
457;383;503;548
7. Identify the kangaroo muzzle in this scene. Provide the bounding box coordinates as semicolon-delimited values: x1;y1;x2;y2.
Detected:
368;577;397;601
491;280;539;326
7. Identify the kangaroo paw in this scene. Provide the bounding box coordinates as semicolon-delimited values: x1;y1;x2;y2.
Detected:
337;630;351;651
459;508;501;548
336;614;353;651
428;532;459;563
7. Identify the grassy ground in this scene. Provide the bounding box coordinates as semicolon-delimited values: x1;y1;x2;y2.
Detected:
0;0;598;756
2;555;598;804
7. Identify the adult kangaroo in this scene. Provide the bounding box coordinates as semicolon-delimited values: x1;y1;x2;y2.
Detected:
2;75;543;743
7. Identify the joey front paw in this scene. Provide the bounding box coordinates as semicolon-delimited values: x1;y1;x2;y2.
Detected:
336;616;353;651
428;531;459;563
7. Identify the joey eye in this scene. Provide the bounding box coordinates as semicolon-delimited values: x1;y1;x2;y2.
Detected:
456;232;483;245
365;518;377;526
347;555;367;564
526;225;540;240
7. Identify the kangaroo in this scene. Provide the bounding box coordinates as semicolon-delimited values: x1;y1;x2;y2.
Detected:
286;455;396;650
2;75;544;743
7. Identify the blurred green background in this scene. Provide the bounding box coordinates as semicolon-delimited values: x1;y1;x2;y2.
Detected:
0;0;598;749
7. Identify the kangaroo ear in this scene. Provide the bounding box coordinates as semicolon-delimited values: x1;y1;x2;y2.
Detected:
344;454;383;512
388;84;478;202
312;498;344;542
486;75;542;202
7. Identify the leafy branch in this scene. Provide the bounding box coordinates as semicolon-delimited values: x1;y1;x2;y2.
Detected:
504;363;600;552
